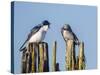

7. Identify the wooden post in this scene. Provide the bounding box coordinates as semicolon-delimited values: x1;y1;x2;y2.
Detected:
26;51;30;73
38;43;44;72
21;42;49;73
52;41;57;71
21;48;27;73
43;43;49;72
71;41;76;70
31;43;37;72
24;43;37;73
75;56;79;70
26;43;33;73
78;42;85;70
66;40;75;70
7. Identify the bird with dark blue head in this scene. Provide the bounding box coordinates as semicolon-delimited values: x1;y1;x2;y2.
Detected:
42;20;50;28
19;20;50;51
42;20;50;25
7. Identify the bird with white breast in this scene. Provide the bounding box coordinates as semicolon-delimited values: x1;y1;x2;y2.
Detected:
19;20;50;51
61;24;79;45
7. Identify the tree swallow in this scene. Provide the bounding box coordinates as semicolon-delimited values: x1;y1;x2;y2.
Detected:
61;24;79;45
19;20;50;51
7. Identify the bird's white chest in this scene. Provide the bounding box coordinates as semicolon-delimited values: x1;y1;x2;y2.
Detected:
63;30;74;40
29;31;46;43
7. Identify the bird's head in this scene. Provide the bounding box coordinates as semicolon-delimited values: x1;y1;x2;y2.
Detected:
42;20;51;31
62;24;71;31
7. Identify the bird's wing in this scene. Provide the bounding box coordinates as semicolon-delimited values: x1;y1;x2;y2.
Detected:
68;26;73;32
68;26;79;42
30;24;41;32
72;31;79;41
19;25;41;51
27;25;42;41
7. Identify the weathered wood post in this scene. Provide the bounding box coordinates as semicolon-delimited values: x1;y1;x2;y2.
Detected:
38;42;49;72
43;43;49;72
38;43;44;72
52;41;57;71
75;56;79;70
78;41;85;70
65;40;76;70
71;41;76;70
26;44;31;73
31;43;37;72
21;42;49;73
21;48;27;73
26;43;37;73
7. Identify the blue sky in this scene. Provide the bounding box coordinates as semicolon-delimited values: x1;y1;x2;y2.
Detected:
13;1;97;73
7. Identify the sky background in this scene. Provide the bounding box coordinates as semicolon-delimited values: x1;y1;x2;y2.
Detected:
13;1;97;73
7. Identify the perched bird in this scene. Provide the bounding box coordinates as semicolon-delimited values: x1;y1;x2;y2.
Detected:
19;20;50;51
61;24;79;45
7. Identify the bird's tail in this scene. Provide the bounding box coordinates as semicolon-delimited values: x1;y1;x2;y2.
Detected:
75;40;80;46
19;40;27;51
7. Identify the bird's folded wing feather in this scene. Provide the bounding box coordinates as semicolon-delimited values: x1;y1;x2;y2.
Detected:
19;25;41;51
27;25;41;41
72;32;78;41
